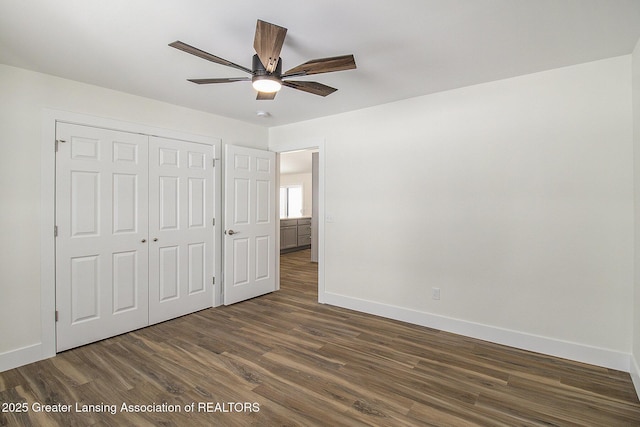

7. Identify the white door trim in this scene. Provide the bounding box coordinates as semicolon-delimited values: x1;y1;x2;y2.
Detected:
40;109;222;361
270;138;326;303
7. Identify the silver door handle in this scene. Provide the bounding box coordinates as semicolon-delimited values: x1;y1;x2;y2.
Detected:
227;230;238;235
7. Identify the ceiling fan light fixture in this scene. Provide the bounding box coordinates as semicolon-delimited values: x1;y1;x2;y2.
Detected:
252;75;282;93
171;21;356;100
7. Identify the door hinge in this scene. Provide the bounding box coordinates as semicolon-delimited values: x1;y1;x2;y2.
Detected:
54;225;58;237
55;139;66;152
55;310;59;322
212;218;215;226
212;277;215;285
212;158;216;167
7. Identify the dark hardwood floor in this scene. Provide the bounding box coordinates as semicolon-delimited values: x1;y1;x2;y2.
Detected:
1;249;639;426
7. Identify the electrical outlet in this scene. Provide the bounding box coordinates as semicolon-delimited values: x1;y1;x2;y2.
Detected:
432;287;441;300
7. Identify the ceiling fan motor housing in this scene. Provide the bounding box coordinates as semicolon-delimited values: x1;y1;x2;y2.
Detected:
252;54;282;77
252;54;283;92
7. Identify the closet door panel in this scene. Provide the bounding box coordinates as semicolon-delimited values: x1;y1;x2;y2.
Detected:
148;137;214;324
56;123;149;352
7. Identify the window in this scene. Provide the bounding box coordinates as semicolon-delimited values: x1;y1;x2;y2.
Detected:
280;185;303;218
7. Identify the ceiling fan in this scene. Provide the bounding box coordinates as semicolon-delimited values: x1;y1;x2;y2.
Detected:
169;19;356;100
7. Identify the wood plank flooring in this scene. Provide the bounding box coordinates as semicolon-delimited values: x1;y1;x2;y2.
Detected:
1;249;639;426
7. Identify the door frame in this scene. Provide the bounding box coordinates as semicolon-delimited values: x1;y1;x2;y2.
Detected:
271;138;326;303
40;109;222;359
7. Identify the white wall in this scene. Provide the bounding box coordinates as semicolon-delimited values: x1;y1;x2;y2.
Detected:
632;38;640;395
0;64;268;366
280;173;313;217
270;56;634;369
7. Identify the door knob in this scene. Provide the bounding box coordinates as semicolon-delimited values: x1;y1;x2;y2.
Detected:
141;239;147;243
153;238;158;242
227;230;238;235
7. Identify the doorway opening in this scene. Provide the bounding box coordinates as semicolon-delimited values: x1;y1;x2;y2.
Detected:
276;145;323;303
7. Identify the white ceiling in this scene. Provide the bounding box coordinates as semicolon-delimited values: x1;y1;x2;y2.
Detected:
280;150;314;175
1;1;639;127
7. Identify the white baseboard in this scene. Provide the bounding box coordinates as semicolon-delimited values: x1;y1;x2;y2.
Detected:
0;342;51;373
322;292;631;372
631;355;640;400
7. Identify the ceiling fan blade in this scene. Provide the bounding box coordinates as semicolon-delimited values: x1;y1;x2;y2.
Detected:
253;20;287;73
283;81;338;97
283;54;356;78
256;91;277;100
169;41;252;74
187;77;250;84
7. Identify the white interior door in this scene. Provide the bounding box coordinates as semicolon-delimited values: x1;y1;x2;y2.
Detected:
148;136;214;324
224;145;276;305
55;123;149;352
56;125;216;351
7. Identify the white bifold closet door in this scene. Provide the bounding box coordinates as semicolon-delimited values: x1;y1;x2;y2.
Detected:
55;123;213;352
148;136;214;324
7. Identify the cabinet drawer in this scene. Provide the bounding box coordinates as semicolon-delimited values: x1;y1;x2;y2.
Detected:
297;234;311;246
297;218;311;225
281;219;298;227
297;224;311;236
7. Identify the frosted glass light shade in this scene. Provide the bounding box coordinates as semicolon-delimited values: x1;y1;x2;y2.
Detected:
252;76;282;93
